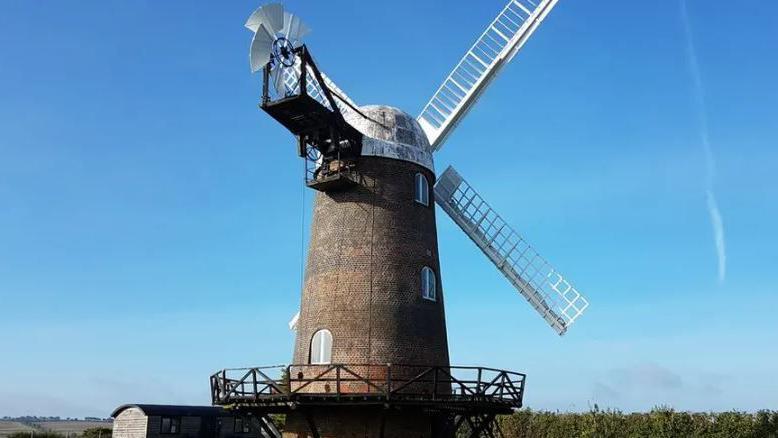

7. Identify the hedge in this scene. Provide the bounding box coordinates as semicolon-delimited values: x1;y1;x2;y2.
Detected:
487;407;778;438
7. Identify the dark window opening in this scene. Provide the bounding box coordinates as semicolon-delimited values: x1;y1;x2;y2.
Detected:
415;173;430;206
161;417;180;434
234;417;251;433
422;266;437;301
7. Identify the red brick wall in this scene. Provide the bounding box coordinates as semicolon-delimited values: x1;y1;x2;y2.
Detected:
292;156;450;369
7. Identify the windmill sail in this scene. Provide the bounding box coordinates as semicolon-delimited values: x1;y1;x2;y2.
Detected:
418;0;559;151
434;166;588;335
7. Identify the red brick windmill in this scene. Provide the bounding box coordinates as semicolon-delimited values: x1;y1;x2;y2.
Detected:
212;2;589;437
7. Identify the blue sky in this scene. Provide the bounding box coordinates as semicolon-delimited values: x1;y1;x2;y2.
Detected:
1;0;777;417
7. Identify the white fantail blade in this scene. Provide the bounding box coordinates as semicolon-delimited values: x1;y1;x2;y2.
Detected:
245;2;285;34
283;11;311;44
245;9;262;32
418;0;561;152
434;166;589;336
249;23;275;72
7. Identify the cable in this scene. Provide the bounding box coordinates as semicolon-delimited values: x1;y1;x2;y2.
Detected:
299;159;306;292
329;90;391;130
277;60;390;129
367;172;376;364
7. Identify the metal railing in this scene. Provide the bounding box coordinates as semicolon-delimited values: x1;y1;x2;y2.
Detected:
211;364;525;409
262;46;341;116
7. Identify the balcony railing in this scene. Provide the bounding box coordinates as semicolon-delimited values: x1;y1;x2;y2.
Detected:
210;364;525;410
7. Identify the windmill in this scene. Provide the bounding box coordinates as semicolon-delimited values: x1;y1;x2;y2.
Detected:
211;1;590;437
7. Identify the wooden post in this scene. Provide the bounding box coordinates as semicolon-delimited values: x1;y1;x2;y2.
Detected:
336;366;341;400
299;48;307;97
253;369;258;401
433;367;438;400
262;63;270;105
386;363;392;400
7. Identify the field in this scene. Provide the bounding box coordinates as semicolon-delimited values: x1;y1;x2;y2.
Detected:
35;422;111;435
0;422;35;437
0;421;111;437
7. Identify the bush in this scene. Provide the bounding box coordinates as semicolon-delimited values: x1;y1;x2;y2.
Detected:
81;427;112;438
493;408;778;438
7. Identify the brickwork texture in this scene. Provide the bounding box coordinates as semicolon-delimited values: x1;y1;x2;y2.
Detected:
284;155;451;437
292;156;450;369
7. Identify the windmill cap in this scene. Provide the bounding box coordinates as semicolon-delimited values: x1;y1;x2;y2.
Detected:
345;105;434;172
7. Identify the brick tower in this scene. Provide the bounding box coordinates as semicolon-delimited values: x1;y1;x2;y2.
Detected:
282;106;450;437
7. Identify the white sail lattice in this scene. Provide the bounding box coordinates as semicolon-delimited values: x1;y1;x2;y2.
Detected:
418;0;559;151
434;166;588;335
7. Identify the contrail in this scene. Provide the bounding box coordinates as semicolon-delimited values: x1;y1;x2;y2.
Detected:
680;0;727;283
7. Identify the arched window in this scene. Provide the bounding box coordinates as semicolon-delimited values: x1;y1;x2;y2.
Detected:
310;329;333;364
414;173;429;206
421;266;436;301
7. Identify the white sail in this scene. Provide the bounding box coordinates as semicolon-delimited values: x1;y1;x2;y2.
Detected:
434;166;588;335
418;0;560;151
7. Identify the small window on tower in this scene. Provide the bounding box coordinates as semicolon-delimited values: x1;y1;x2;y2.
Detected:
160;417;180;435
310;329;333;364
415;173;429;206
234;417;251;434
421;266;437;301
